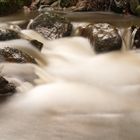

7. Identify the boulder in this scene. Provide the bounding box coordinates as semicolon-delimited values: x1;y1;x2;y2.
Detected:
75;23;122;53
28;13;72;40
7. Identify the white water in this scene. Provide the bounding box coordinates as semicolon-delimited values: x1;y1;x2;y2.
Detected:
0;31;140;140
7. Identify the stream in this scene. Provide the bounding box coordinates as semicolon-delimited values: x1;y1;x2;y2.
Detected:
0;10;140;28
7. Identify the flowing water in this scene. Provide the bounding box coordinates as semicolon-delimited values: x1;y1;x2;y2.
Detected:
0;10;140;140
1;10;140;27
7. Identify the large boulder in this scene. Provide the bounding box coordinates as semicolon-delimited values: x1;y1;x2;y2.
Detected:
28;13;72;40
75;23;122;53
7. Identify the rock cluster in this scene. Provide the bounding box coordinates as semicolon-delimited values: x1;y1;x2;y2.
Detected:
31;0;140;16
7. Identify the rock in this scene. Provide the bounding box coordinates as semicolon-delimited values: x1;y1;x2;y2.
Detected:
133;27;140;49
0;26;43;51
43;0;58;5
0;28;20;41
74;0;110;11
0;47;37;64
28;13;72;40
75;23;122;53
30;40;43;51
129;0;140;14
60;0;78;8
0;76;16;96
30;0;57;10
110;0;129;14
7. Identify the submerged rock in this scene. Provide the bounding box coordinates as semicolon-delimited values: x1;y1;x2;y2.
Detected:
75;23;122;53
28;13;72;40
0;76;16;96
0;47;37;64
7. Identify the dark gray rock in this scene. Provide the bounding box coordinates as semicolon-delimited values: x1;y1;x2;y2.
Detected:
28;13;72;40
60;0;78;8
110;0;129;14
75;23;122;53
0;76;16;96
133;27;140;49
0;47;37;64
0;28;20;41
74;0;110;11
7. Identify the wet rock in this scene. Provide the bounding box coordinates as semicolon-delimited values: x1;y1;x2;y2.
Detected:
74;0;110;12
110;0;129;14
30;0;140;16
0;76;16;96
0;28;20;41
30;0;57;10
60;0;78;8
28;13;72;40
0;26;43;51
75;23;122;53
30;39;43;51
43;0;58;5
0;47;37;64
133;27;140;49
